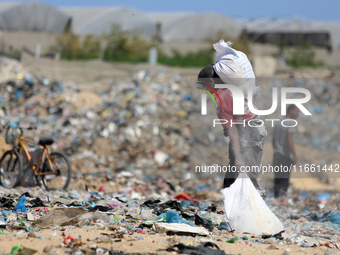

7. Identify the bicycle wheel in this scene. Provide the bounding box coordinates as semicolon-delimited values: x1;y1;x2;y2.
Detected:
0;150;23;188
41;151;72;190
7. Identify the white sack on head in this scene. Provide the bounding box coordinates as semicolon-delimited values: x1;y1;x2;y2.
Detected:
213;40;257;97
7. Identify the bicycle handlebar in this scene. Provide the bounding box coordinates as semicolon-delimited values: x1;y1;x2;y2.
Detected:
3;125;37;136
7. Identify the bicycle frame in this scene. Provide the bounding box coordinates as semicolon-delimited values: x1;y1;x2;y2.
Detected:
16;136;55;176
1;125;71;190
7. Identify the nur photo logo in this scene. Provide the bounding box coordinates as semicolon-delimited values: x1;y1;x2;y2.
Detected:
196;83;312;127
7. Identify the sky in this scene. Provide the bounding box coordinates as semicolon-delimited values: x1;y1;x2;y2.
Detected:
11;0;340;22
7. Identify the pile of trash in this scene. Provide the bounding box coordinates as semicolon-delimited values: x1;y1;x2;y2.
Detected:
0;56;340;254
0;56;192;189
0;186;340;254
257;75;340;154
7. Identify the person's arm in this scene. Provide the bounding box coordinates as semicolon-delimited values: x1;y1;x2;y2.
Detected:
215;90;244;167
287;132;297;164
227;125;244;169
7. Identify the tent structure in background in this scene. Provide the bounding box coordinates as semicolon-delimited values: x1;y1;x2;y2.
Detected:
148;12;242;42
0;2;18;12
0;2;339;66
0;2;71;34
243;17;340;51
61;7;155;37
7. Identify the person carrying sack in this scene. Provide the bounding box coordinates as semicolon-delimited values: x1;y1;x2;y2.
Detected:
197;40;266;196
197;40;284;235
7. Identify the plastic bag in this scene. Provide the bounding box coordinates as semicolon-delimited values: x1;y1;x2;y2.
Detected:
213;40;255;80
153;222;209;236
14;195;29;212
213;40;257;93
221;172;284;235
5;127;17;145
33;208;87;228
165;211;194;226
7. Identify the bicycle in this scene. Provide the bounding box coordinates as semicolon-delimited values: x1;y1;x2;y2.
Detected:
0;125;72;190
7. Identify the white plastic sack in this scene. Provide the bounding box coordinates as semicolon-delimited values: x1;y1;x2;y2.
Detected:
213;40;256;91
221;172;284;235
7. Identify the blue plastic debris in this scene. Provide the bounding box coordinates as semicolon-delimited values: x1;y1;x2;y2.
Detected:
273;80;282;87
300;194;311;199
165;211;193;226
198;186;209;191
319;212;340;228
314;106;324;114
15;90;23;101
180;200;191;209
313;139;321;146
1;210;13;217
133;228;143;232
199;203;208;211
182;94;190;101
156;213;166;220
218;222;232;231
315;194;330;200
251;239;264;244
25;77;34;84
179;200;209;211
294;81;302;87
14;195;28;213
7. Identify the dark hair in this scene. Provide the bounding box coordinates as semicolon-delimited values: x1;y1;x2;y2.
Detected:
197;64;223;84
287;104;297;114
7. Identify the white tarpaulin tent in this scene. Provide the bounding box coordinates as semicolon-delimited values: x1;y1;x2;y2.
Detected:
61;6;155;37
148;12;243;42
0;2;71;34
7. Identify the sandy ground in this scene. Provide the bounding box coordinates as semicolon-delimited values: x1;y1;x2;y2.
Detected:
20;52;201;93
0;174;339;255
0;227;335;255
